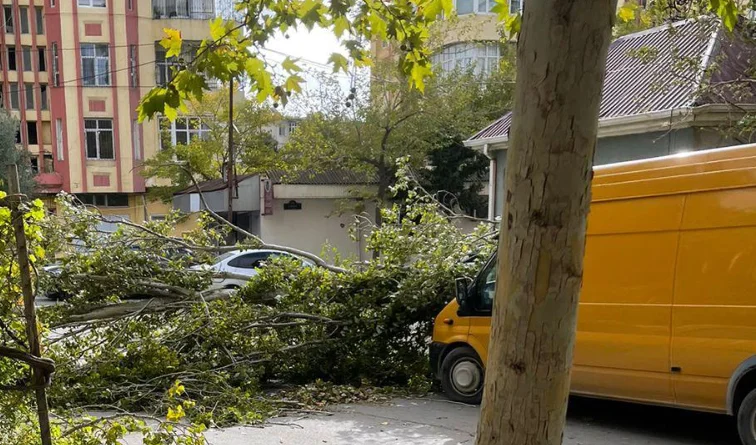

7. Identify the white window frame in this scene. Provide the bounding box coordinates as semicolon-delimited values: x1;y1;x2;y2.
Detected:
78;0;106;7
509;0;522;14
84;118;114;160
159;116;211;148
52;42;60;86
81;43;110;86
155;41;199;86
431;42;500;76
132;120;141;160
288;121;298;133
129;45;138;87
55;118;64;161
452;0;492;15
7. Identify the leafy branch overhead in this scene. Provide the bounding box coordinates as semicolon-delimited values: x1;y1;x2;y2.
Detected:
137;0;457;121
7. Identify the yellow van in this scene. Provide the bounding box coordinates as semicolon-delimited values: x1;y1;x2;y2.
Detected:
431;144;756;445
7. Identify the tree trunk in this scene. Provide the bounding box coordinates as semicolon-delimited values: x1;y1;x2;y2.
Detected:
475;2;617;445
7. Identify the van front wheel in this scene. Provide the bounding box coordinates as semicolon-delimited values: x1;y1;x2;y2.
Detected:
738;388;756;445
440;346;484;405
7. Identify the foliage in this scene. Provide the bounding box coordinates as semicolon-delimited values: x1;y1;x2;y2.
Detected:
0;166;497;434
280;59;514;222
417;139;490;218
137;0;459;121
141;88;282;202
615;0;739;37
0;111;35;195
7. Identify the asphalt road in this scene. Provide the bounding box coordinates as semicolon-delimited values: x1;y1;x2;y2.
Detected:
196;395;740;445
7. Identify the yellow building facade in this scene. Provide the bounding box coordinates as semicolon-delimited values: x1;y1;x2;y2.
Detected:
2;0;212;222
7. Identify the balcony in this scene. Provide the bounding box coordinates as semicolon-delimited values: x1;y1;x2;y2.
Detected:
151;0;214;20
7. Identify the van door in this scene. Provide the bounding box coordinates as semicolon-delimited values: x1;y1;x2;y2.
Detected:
571;196;680;405
671;188;756;412
466;257;497;364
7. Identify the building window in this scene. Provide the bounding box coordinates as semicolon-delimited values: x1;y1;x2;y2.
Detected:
25;83;34;109
77;194;129;207
40;84;48;110
7;46;16;71
150;215;166;221
78;0;106;7
3;6;13;34
81;44;110;86
288;121;298;133
55;118;64;160
132;120;141;160
52;43;60;86
129;45;138;87
9;83;19;110
27;121;38;145
9;86;19;109
151;0;214;19
22;46;32;72
38;48;46;71
278;124;286;136
43;153;54;173
19;7;29;34
35;7;44;34
154;41;198;86
510;0;522;13
452;0;515;14
128;0;133;10
50;0;56;7
159;116;210;148
431;42;501;76
84;119;114;159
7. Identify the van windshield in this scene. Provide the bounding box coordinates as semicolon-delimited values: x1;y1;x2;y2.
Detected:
476;258;497;311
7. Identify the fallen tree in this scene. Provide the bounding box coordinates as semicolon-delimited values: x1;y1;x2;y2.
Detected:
1;168;496;434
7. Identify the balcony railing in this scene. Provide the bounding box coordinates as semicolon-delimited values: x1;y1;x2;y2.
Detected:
152;0;214;20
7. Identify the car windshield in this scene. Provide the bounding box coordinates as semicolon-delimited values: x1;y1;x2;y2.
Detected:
213;252;237;264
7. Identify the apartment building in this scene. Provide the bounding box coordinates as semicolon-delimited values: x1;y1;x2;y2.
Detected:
1;0;213;222
373;1;639;74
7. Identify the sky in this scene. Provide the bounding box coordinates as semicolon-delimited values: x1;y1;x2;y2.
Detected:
262;27;359;115
264;27;343;68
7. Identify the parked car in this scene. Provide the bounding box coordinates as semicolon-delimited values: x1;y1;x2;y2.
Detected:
193;249;315;290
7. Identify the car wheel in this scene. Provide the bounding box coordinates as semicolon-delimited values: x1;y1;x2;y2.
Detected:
440;346;484;405
738;388;756;445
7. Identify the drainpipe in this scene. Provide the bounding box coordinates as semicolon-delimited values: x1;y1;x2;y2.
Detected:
483;143;496;221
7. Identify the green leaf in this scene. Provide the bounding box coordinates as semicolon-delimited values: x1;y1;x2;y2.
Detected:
719;0;738;31
285;74;305;93
333;16;350;38
160;28;183;58
491;0;510;21
164;105;178;122
422;0;440;19
137;88;168;122
410;62;432;92
368;13;388;40
504;12;521;36
617;4;637;23
282;57;303;73
245;57;265;77
328;52;349;73
209;17;225;41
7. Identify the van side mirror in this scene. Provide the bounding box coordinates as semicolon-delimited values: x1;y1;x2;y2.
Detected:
455;277;472;306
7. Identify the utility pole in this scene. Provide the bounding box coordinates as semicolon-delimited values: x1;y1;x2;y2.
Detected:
7;164;53;445
227;77;235;239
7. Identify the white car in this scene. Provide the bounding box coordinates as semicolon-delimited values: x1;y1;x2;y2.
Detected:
195;249;314;290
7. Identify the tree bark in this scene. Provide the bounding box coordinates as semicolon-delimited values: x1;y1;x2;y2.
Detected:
475;2;617;445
